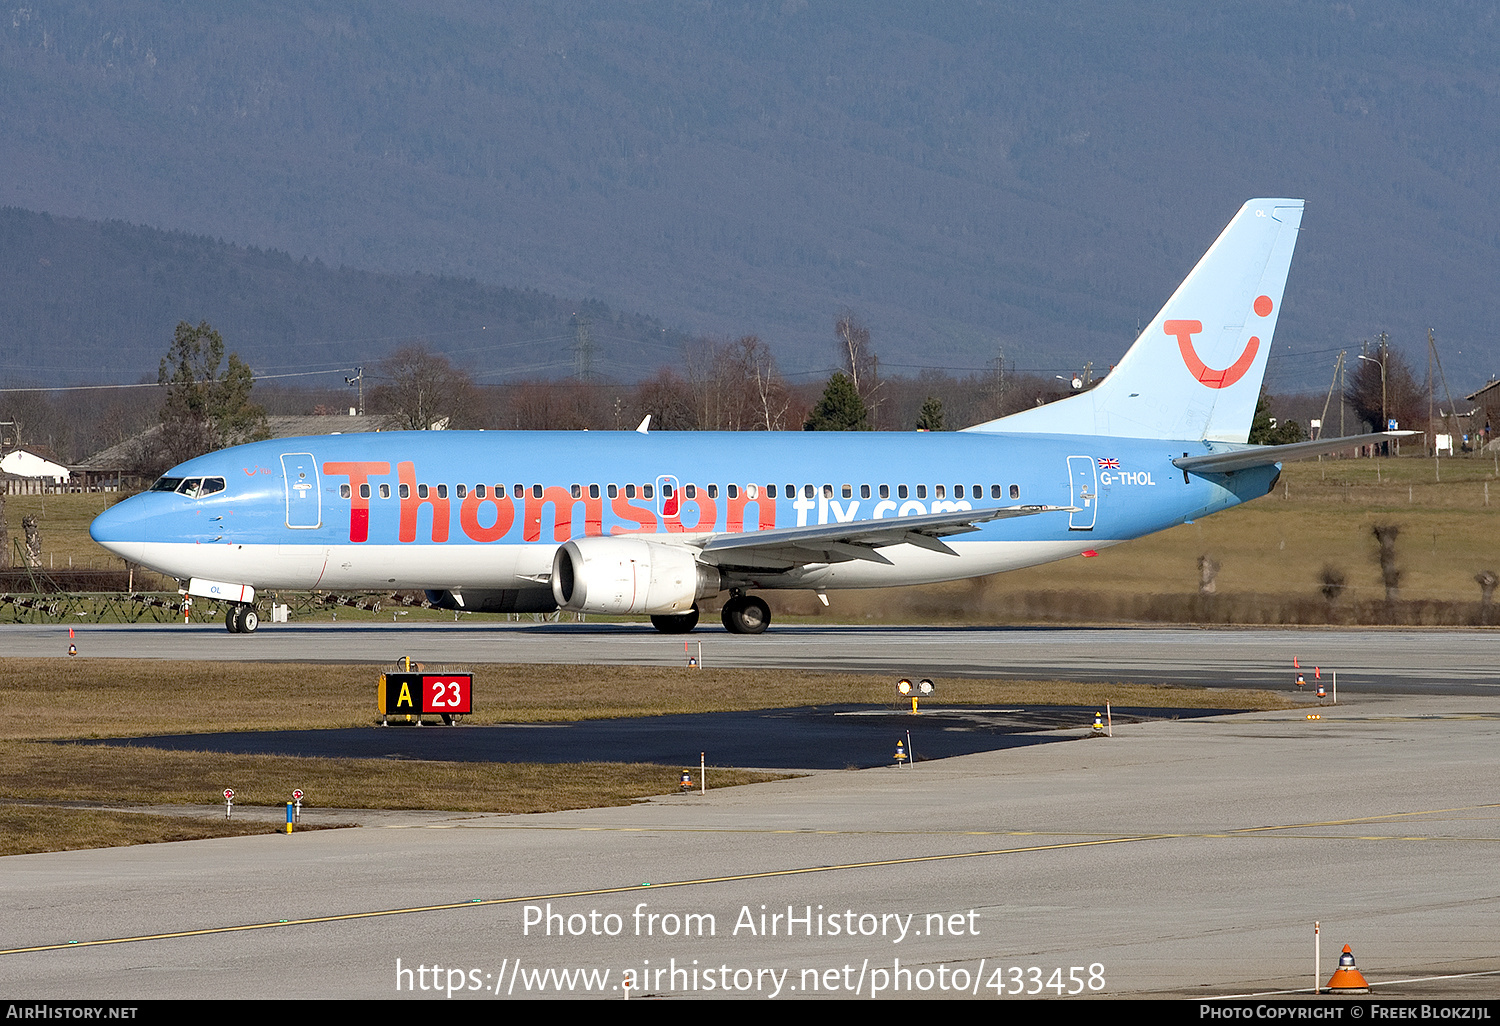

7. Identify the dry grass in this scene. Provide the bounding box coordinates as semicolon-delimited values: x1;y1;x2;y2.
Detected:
0;660;1287;855
0;805;286;856
0;741;775;814
0;659;1288;741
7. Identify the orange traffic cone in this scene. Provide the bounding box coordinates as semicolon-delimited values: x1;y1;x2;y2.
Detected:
1326;945;1370;993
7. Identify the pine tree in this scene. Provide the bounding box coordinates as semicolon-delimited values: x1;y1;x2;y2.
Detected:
147;321;267;472
916;395;945;431
803;372;870;431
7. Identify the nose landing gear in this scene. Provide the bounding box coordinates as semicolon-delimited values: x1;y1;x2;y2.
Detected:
225;603;259;634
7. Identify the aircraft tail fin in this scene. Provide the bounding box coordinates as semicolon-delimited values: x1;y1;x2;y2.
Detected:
965;198;1304;443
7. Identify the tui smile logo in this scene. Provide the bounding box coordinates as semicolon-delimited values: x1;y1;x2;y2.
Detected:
1166;294;1274;389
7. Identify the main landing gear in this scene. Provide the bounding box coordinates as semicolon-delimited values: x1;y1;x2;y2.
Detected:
225;603;259;634
646;594;773;635
720;593;771;635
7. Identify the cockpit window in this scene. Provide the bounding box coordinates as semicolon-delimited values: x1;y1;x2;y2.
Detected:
150;477;184;493
168;477;226;499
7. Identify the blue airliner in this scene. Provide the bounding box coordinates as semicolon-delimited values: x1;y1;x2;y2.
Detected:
90;199;1396;635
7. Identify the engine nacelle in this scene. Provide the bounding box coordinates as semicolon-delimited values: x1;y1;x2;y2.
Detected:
552;538;719;615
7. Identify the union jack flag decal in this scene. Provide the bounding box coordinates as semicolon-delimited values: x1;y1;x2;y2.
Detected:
1098;458;1120;469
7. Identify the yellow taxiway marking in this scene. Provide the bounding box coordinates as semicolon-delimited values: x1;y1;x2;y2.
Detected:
2;832;1180;956
5;801;1497;958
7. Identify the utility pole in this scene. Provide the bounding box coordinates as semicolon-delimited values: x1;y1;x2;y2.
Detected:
573;315;595;381
345;367;364;416
1317;350;1345;441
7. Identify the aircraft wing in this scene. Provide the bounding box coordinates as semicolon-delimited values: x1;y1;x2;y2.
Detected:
699;504;1073;569
1172;431;1417;474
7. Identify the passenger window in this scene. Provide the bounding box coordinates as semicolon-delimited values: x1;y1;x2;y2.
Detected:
898;485;908;499
661;483;673;498
380;484;390;499
746;484;758;499
532;484;543;499
418;484;429;499
475;484;486;499
935;484;946;499
879;484;889;499
706;484;718;499
1010;484;1020;499
625;484;636;499
972;483;981;498
917;485;927;499
340;484;351;499
991;484;1002;499
767;484;778;498
644;484;655;499
455;484;466;499
822;484;833;499
436;484;448;499
860;484;870;499
608;484;618;498
571;483;582;499
513;484;523;499
399;484;411;499
589;484;600;499
727;484;739;499
841;484;852;499
684;484;696;499
359;483;371;499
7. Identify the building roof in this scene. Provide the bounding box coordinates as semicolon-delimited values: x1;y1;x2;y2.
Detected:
1466;379;1500;404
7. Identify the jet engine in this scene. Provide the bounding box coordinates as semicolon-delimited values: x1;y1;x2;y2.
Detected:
552;537;719;615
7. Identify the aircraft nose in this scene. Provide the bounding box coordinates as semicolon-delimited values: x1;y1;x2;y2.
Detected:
89;497;148;564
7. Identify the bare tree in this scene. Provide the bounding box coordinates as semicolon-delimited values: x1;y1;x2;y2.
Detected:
1372;523;1402;601
634;368;697;430
834;313;882;426
741;335;791;431
1319;565;1347;604
371;343;477;430
682;335;790;431
1347;334;1422;432
1197;554;1221;595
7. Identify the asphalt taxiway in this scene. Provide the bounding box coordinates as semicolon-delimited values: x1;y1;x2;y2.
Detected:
3;620;1498;694
76;705;1232;768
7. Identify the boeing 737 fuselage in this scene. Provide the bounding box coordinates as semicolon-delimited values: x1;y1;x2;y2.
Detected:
89;199;1399;635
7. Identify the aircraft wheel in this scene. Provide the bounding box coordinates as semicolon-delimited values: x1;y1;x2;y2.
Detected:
651;605;699;633
721;595;770;635
225;606;242;633
240;607;259;634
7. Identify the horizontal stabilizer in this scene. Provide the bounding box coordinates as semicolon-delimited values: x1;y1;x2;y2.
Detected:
1173;431;1417;474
